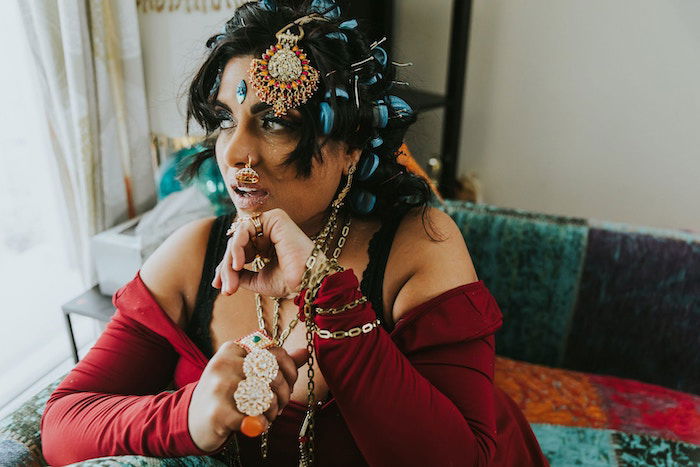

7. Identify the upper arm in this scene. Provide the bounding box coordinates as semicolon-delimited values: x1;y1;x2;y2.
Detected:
139;216;217;329
390;207;478;322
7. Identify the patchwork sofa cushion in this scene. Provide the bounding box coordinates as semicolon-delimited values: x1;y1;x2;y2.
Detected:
496;356;700;465
532;424;700;467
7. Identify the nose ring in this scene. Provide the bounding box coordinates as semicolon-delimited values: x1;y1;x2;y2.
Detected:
236;155;260;184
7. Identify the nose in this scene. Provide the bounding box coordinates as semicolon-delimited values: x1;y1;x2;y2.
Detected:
220;123;260;169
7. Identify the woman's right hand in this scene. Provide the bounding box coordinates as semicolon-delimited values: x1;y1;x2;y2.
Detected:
187;341;309;452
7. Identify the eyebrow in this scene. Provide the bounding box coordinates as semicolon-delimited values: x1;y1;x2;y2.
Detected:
212;99;271;115
251;102;272;114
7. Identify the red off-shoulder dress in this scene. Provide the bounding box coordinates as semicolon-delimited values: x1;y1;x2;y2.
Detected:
40;265;548;466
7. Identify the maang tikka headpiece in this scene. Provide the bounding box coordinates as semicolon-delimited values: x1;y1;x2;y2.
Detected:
248;14;327;116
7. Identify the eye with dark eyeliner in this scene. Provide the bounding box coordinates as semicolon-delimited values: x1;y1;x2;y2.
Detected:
214;109;235;129
262;113;300;131
212;107;300;133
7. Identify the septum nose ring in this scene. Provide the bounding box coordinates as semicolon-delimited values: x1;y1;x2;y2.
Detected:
236;155;260;184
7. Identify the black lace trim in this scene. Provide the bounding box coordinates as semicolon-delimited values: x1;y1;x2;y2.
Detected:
185;212;235;359
359;213;404;332
187;212;404;355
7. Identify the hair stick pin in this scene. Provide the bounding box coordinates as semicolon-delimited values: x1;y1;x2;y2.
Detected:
354;75;360;109
351;56;373;68
369;37;387;49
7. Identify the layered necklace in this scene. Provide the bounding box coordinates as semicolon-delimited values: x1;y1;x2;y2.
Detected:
252;212;351;348
253;211;352;460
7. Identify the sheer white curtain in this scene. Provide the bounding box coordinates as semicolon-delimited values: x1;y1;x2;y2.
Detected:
17;0;156;286
0;0;156;415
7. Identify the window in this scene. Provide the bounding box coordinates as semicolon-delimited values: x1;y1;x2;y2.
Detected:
0;1;97;416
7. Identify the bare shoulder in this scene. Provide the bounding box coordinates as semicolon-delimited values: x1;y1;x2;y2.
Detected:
139;216;218;329
389;206;478;323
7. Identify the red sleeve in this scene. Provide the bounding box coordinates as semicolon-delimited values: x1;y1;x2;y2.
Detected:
295;269;502;467
40;286;226;465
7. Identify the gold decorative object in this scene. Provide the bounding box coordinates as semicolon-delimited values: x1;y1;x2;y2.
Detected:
236;156;260;184
248;15;326;116
315;319;381;339
235;329;275;353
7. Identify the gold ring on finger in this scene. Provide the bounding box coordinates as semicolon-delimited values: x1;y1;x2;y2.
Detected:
250;212;263;238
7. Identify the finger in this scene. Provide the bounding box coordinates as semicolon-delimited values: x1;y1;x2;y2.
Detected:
262;394;279;424
269;368;292;413
268;347;300;389
288;348;311;369
257;414;270;433
211;264;222;289
212;340;247;362
229;222;253;271
231;219;271;269
221;241;238;295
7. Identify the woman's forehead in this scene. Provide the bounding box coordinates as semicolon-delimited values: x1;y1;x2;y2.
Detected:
217;55;259;108
221;55;255;82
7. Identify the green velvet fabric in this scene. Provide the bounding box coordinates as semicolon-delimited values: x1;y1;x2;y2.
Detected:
440;201;588;366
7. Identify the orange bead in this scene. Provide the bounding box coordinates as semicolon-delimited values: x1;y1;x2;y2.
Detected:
240;416;265;437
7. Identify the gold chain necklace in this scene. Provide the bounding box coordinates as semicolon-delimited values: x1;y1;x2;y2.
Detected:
256;212;352;460
254;213;351;347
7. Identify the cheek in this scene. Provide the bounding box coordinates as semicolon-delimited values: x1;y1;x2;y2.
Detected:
214;137;225;165
277;171;338;212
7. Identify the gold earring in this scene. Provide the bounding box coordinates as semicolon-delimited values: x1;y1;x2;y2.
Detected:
236;155;260;184
331;164;356;209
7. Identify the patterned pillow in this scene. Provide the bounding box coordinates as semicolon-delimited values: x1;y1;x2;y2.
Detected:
64;455;225;466
0;374;65;466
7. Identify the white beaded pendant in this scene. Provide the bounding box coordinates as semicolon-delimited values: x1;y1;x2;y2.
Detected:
234;377;274;416
243;349;279;382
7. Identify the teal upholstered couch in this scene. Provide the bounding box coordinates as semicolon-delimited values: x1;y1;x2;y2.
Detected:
2;200;698;466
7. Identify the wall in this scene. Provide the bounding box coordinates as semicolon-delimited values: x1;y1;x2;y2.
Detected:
397;0;700;232
138;2;242;138
139;0;700;232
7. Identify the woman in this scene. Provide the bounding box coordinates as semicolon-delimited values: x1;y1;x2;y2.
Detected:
41;1;548;465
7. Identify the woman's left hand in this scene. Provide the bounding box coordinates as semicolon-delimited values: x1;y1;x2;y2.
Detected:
211;208;314;298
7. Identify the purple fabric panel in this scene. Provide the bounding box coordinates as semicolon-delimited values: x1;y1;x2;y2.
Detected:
562;227;700;394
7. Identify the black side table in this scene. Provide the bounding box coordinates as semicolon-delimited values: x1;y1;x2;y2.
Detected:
61;286;116;364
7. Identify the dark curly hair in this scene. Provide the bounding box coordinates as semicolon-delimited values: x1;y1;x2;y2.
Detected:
182;0;434;221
